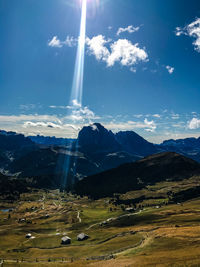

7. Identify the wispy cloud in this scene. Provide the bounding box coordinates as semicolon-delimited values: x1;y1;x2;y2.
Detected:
0;114;85;138
49;105;69;109
19;104;38;111
175;18;200;52
188;117;200;129
63;100;100;123
152;114;161;118
69;105;98;122
1;109;199;142
48;36;62;48
101;118;157;134
48;35;77;48
23;121;62;129
130;67;136;73
133;114;143;118
166;65;174;74
0;114;62;124
144;118;157;132
171;113;180;120
116;25;140;36
64;36;77;47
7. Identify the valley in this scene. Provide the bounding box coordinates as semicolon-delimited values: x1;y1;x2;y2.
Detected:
2;0;200;265
1;174;200;266
1;126;200;266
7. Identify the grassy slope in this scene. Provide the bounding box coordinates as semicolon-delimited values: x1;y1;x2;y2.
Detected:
0;180;200;266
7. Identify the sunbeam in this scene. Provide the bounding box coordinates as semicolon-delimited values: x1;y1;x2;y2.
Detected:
70;0;87;106
61;0;87;189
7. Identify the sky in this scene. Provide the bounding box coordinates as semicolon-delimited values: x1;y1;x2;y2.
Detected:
0;0;200;143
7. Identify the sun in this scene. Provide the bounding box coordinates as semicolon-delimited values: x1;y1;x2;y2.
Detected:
79;0;100;7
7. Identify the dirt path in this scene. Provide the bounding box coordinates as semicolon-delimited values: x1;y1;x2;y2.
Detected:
114;233;152;256
87;210;142;230
77;211;81;223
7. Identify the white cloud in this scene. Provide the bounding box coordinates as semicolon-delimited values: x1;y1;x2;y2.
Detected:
49;100;82;110
107;39;148;67
102;119;157;133
71;99;82;108
19;104;38;111
69;106;96;122
0;114;79;138
0;116;157;139
175;27;185;36
133;114;143;118
172;123;185;129
166;65;174;74
103;121;147;132
64;36;77;47
62;99;100;123
48;36;63;48
116;25;140;36
171;113;180;120
130;67;136;73
1;112;200;143
49;105;68;109
86;35;148;69
144;118;157;132
24;121;62;129
175;18;200;52
188;117;200;129
0;114;62;124
152;114;161;118
0;114;87;138
86;35;110;61
48;34;148;71
48;35;76;48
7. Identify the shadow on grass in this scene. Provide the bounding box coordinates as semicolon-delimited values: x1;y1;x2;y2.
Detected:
109;213;165;228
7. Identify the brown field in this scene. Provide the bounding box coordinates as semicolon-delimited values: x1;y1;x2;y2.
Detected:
0;184;200;266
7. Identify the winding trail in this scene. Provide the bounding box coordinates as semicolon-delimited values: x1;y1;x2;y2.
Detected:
77;211;81;223
87;210;142;230
114;233;152;256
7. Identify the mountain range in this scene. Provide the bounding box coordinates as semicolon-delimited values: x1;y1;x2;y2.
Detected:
0;123;200;189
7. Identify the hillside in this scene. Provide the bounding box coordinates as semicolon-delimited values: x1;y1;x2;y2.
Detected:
75;152;200;198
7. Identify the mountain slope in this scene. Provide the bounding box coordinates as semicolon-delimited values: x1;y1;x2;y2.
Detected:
115;130;159;156
0;131;34;151
78;123;122;154
75;152;200;199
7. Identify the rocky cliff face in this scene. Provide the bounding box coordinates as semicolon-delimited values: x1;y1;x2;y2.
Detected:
115;130;159;156
78;123;121;154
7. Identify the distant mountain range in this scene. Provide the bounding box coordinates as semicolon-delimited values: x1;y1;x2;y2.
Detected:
159;137;200;162
0;123;200;189
29;135;75;146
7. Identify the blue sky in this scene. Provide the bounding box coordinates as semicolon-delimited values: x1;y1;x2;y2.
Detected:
0;0;200;143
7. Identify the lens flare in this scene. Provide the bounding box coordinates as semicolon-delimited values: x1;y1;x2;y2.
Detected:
60;0;87;189
70;0;87;106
